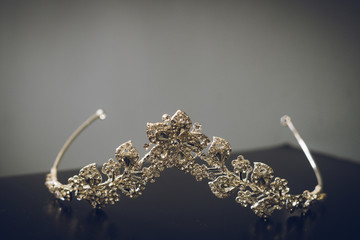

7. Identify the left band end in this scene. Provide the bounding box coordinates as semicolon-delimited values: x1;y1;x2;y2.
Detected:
96;109;106;120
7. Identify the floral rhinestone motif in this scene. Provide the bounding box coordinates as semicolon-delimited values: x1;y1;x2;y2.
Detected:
146;110;210;170
46;110;325;217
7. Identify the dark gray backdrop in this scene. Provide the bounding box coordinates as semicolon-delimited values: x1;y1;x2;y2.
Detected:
1;0;359;176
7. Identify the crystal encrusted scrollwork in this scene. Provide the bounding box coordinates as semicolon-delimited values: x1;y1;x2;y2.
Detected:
45;110;325;217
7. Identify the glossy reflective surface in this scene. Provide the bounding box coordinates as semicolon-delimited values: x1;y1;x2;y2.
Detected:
0;145;359;240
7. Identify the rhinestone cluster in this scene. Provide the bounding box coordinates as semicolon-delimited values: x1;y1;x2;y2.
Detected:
46;110;325;217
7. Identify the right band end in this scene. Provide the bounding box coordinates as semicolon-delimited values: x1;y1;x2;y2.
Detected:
280;115;291;127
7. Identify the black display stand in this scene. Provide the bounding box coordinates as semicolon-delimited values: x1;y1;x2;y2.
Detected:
0;145;359;240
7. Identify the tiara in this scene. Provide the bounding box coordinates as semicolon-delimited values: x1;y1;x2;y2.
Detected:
46;109;325;217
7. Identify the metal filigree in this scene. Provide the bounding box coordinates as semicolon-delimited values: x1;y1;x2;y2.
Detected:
46;110;325;217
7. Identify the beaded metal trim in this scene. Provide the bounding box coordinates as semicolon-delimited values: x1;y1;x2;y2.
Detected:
46;110;325;217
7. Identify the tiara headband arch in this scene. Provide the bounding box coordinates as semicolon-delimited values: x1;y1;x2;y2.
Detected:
46;109;325;217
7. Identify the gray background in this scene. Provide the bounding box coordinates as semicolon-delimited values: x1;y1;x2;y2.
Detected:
1;0;359;177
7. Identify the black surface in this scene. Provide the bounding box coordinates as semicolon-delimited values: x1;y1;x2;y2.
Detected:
0;145;359;240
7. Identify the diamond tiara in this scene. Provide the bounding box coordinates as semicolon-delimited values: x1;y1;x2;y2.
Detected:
45;109;325;217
